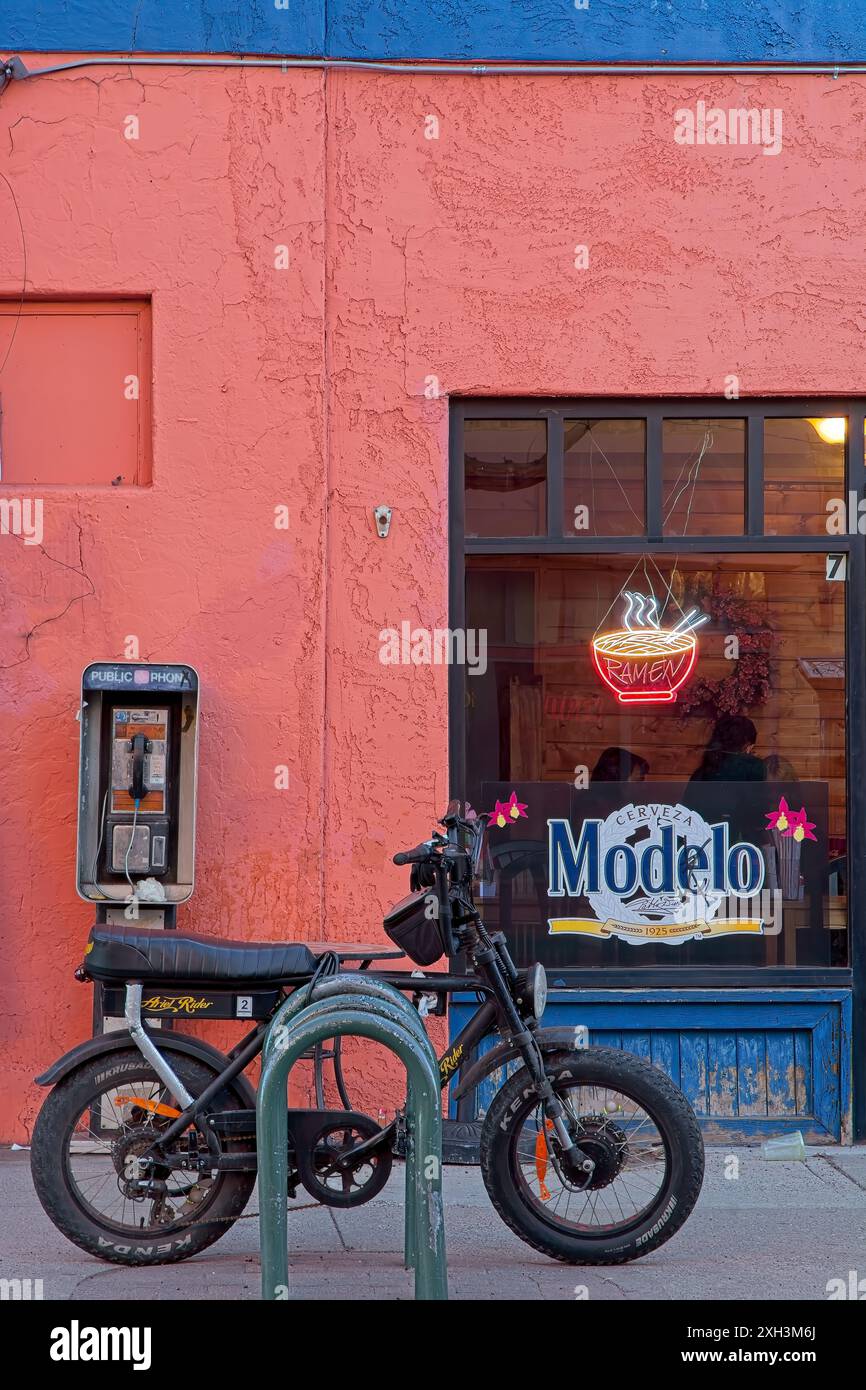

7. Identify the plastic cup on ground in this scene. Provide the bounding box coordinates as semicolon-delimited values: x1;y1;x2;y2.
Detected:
760;1130;807;1161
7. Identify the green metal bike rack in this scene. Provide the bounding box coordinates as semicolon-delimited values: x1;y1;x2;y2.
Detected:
263;984;440;1276
258;987;447;1301
263;973;435;1272
262;972;430;1061
262;973;435;1273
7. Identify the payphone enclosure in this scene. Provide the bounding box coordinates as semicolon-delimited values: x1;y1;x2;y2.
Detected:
77;662;200;912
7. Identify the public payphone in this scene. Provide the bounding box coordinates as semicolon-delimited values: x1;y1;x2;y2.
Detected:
77;662;200;1034
77;662;200;913
77;664;285;1033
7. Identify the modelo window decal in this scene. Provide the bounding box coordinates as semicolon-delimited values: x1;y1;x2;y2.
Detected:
547;801;773;945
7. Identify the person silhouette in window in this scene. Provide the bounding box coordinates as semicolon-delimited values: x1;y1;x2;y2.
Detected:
688;715;766;849
689;716;765;785
590;747;650;783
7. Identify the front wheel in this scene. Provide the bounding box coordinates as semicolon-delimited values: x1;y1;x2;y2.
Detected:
480;1048;704;1264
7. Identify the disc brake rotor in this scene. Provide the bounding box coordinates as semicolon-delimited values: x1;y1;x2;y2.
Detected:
533;1112;629;1197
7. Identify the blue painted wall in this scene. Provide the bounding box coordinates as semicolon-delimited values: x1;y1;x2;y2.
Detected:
329;2;866;63
3;0;866;63
0;2;324;56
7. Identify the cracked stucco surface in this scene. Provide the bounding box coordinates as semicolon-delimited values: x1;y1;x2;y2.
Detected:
2;62;866;1135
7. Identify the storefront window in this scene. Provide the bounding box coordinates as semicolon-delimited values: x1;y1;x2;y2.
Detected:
764;417;845;536
464;419;547;537
563;419;645;536
464;551;847;971
662;418;745;536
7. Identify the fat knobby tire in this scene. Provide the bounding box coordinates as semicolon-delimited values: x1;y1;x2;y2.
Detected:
31;1049;256;1266
480;1047;705;1264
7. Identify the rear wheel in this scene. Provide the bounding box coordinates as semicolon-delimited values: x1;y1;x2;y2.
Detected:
31;1049;256;1265
480;1048;704;1264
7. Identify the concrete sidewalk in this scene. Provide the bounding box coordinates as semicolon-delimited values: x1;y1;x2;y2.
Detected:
2;1146;865;1300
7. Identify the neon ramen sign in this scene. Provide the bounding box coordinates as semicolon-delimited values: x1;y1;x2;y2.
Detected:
591;590;709;705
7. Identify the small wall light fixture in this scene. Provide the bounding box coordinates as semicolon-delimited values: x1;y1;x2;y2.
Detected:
373;505;392;538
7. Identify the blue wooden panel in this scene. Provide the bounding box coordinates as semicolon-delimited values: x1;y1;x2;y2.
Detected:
836;1005;852;1143
449;989;852;1141
650;1031;680;1089
812;1008;841;1139
794;1029;812;1115
680;1033;710;1115
736;1032;767;1117
471;1031;521;1120
766;1031;797;1117
620;1032;652;1065
543;990;849;1003
471;1032;498;1120
707;1032;738;1117
5;0;866;62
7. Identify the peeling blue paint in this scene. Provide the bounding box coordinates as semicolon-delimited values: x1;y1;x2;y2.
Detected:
2;1;866;63
450;990;852;1142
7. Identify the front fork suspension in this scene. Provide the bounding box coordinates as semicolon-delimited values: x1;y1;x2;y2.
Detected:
473;945;595;1182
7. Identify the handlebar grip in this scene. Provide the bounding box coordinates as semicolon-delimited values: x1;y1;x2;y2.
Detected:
393;844;430;866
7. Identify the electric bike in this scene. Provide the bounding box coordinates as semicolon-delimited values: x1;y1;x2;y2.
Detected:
30;802;705;1266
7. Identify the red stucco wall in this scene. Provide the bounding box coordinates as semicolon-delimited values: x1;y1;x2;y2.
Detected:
1;63;865;1138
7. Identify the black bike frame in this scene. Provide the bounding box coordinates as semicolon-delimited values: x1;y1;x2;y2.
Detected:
138;813;555;1165
151;975;500;1154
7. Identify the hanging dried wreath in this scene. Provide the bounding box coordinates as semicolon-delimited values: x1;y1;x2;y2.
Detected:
678;587;776;721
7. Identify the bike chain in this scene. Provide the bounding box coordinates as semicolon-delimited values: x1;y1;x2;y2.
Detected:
176;1199;325;1229
233;1201;323;1222
171;1113;407;1229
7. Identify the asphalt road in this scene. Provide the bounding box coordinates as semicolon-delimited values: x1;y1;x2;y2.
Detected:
2;1145;865;1301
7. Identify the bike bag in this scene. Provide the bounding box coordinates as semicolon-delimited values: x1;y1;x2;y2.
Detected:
382;891;444;966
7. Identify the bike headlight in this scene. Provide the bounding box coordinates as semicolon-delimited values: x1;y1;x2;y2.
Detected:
526;962;548;1020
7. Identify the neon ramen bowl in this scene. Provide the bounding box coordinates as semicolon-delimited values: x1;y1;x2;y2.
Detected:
591;627;698;704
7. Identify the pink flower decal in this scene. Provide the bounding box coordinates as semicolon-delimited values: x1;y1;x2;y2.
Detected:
490;791;529;829
766;797;817;842
789;808;817;843
765;797;791;833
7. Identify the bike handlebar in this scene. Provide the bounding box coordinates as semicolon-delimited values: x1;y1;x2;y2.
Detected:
393;843;433;866
393;809;490;874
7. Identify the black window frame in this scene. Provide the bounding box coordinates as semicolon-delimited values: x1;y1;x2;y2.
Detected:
449;398;864;1006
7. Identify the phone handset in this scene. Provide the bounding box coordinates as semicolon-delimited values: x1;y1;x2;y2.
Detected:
129;733;149;803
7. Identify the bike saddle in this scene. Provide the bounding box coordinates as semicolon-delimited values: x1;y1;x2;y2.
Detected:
82;925;320;987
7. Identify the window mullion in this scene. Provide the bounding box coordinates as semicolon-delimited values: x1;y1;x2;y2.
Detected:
646;411;662;539
847;407;864;491
546;412;564;538
746;414;764;536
